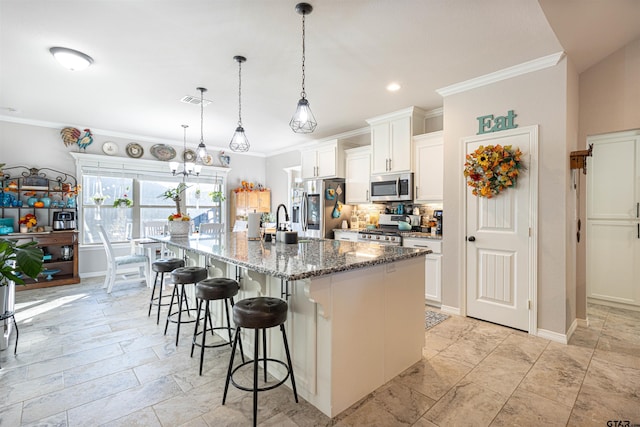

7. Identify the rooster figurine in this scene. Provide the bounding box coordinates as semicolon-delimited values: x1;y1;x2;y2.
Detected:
60;127;94;151
77;129;93;151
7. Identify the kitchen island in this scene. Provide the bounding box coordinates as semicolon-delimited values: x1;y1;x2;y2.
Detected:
151;232;430;418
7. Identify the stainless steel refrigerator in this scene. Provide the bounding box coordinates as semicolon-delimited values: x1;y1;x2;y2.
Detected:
292;178;351;239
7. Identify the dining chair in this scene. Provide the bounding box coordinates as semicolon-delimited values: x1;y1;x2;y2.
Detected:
142;220;169;259
199;223;224;235
97;224;150;293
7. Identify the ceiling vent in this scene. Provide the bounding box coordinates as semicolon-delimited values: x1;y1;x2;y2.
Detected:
180;95;212;107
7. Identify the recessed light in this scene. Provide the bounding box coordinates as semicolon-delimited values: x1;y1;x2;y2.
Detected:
386;82;401;92
49;47;94;71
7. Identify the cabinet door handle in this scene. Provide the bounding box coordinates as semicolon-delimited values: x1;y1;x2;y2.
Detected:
637;202;639;218
366;190;369;201
637;223;639;239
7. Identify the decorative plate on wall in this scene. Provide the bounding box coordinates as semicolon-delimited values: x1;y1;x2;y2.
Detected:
150;144;176;161
202;154;214;165
102;141;118;156
183;149;197;162
126;143;144;158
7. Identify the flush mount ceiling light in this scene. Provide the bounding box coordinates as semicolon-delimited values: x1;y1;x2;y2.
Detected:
386;82;401;92
49;47;93;71
196;87;209;160
170;125;201;177
229;55;250;152
290;2;317;134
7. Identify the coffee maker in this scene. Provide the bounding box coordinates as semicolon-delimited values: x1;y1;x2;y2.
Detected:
52;211;76;230
433;210;443;235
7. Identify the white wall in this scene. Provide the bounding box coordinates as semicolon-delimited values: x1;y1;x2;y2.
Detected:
442;58;574;335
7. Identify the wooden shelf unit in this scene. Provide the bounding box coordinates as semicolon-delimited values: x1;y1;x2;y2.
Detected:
229;190;271;230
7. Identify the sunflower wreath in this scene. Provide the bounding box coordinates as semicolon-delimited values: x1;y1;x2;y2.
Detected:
463;144;523;198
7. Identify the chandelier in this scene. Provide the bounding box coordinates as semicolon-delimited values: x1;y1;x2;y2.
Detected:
170;124;201;176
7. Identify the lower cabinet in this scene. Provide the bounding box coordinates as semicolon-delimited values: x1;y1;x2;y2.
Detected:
15;230;80;290
402;237;442;306
587;220;640;307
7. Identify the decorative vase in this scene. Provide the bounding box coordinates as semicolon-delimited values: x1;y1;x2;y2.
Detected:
27;197;38;207
20;224;28;233
0;280;16;351
168;220;191;237
40;197;51;208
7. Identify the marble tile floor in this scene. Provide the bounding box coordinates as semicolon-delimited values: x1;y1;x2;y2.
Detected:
1;277;639;426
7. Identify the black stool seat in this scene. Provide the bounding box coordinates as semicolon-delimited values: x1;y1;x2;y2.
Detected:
172;266;208;284
152;258;184;273
191;277;243;375
164;266;208;346
223;297;298;426
148;258;185;324
233;297;288;329
196;277;240;300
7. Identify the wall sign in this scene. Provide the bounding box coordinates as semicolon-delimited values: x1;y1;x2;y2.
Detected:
476;110;518;135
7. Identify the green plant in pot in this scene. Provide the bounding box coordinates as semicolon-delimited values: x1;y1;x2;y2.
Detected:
0;238;44;286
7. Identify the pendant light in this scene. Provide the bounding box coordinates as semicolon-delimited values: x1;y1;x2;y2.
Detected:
229;55;250;152
196;87;208;160
290;2;317;134
170;125;197;176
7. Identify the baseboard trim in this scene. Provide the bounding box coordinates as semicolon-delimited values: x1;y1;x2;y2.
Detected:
536;326;573;344
440;305;461;316
577;318;589;328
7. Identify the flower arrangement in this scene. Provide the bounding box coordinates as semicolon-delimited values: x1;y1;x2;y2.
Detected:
463;144;523;198
160;183;191;221
19;213;37;228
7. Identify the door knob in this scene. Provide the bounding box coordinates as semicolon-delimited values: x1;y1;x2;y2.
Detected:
467;236;476;242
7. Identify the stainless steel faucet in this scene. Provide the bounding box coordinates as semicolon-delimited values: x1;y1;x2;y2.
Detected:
276;203;289;231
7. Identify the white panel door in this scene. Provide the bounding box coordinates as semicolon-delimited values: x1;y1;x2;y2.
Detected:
465;126;536;331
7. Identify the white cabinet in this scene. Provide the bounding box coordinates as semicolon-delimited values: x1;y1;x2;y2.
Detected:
413;131;444;202
587;220;640;306
402;237;442;305
367;107;426;174
301;139;351;179
345;146;371;204
586;130;640;307
334;230;359;242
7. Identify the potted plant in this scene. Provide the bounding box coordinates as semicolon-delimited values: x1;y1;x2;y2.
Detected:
160;183;191;236
1;238;44;347
208;190;226;203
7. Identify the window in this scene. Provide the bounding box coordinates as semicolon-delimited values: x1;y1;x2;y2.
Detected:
71;153;230;245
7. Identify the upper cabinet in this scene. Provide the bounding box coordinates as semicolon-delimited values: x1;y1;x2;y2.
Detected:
345;146;371;204
367;107;427;174
301;139;352;179
587;130;640;219
413;131;444;203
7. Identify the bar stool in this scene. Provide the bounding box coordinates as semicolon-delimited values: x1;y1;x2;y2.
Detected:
164;266;207;346
191;277;244;375
222;297;298;426
149;258;184;324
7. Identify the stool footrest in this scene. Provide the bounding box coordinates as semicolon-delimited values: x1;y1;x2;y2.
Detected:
229;359;291;393
192;326;235;349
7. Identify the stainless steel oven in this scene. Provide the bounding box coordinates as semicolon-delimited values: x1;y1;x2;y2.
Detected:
370;172;413;202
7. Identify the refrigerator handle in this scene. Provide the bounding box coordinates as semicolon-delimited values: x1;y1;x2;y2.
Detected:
301;192;308;231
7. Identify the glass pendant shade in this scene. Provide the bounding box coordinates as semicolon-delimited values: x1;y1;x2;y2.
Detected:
196;87;208;160
196;142;207;159
290;98;317;133
169;161;179;174
229;125;250;152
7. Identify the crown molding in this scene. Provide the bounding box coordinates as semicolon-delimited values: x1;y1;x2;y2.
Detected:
436;51;566;97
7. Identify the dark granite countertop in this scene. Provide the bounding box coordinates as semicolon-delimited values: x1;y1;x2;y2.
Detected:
151;232;430;281
333;228;443;240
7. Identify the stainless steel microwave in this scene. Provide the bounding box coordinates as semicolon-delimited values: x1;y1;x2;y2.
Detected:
370;172;413;202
